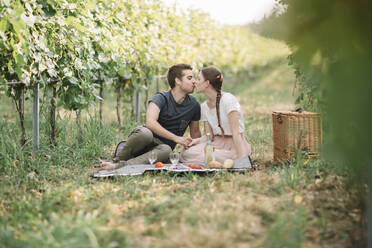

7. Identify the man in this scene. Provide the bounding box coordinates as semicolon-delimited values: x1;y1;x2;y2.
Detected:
99;63;201;170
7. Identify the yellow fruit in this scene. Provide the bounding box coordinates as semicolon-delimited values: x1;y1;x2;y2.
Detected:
208;161;222;168
223;159;234;169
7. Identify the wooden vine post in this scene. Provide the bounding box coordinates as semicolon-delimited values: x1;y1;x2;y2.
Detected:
49;83;57;147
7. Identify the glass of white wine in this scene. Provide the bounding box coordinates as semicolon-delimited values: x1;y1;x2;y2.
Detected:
149;150;157;166
169;152;179;167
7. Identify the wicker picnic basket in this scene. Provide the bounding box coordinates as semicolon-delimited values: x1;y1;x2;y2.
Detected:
272;110;322;161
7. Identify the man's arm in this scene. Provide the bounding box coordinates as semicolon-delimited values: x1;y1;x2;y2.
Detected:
189;120;201;139
146;102;191;147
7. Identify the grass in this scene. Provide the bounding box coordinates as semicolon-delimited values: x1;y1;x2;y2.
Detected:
0;60;366;247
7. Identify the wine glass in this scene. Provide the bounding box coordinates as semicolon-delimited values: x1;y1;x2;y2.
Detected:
169;152;179;167
149;150;157;166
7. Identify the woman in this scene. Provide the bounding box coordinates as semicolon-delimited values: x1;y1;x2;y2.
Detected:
180;66;251;164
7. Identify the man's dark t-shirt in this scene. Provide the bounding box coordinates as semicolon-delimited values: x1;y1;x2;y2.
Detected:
149;90;201;150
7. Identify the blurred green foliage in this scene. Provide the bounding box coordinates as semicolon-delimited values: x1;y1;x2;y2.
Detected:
276;0;372;185
0;0;288;111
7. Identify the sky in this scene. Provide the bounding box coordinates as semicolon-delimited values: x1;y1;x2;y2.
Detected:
163;0;277;25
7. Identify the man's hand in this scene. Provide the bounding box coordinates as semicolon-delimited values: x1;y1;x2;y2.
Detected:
174;136;192;147
185;137;201;149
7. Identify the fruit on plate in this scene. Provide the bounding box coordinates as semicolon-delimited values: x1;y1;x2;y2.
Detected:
188;164;202;169
208;161;222;168
155;162;164;168
223;159;234;169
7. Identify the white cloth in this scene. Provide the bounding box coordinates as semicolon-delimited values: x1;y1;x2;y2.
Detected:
200;92;245;135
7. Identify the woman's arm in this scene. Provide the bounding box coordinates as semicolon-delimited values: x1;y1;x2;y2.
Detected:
186;121;212;148
228;111;247;158
189;120;202;139
204;121;214;140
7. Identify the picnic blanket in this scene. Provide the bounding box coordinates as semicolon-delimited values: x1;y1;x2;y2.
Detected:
92;156;253;178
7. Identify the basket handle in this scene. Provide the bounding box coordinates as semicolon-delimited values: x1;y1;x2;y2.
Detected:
295;107;304;113
277;113;283;124
277;108;304;124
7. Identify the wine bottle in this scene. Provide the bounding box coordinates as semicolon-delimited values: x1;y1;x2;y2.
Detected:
204;133;214;168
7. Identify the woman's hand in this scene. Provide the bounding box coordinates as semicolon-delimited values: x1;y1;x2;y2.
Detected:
236;150;248;159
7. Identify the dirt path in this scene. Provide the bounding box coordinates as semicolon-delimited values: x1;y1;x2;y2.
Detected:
236;61;296;162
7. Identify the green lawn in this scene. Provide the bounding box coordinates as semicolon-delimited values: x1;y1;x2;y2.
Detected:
0;59;364;247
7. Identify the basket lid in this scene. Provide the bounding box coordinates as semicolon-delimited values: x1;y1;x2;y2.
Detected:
272;110;320;116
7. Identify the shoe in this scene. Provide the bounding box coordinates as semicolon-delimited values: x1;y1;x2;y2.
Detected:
114;140;127;158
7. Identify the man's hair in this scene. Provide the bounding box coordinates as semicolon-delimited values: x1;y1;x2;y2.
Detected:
167;63;193;88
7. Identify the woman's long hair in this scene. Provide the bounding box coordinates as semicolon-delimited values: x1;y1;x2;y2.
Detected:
201;66;224;136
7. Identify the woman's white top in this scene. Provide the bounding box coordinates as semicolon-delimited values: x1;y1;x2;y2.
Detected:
200;92;245;135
